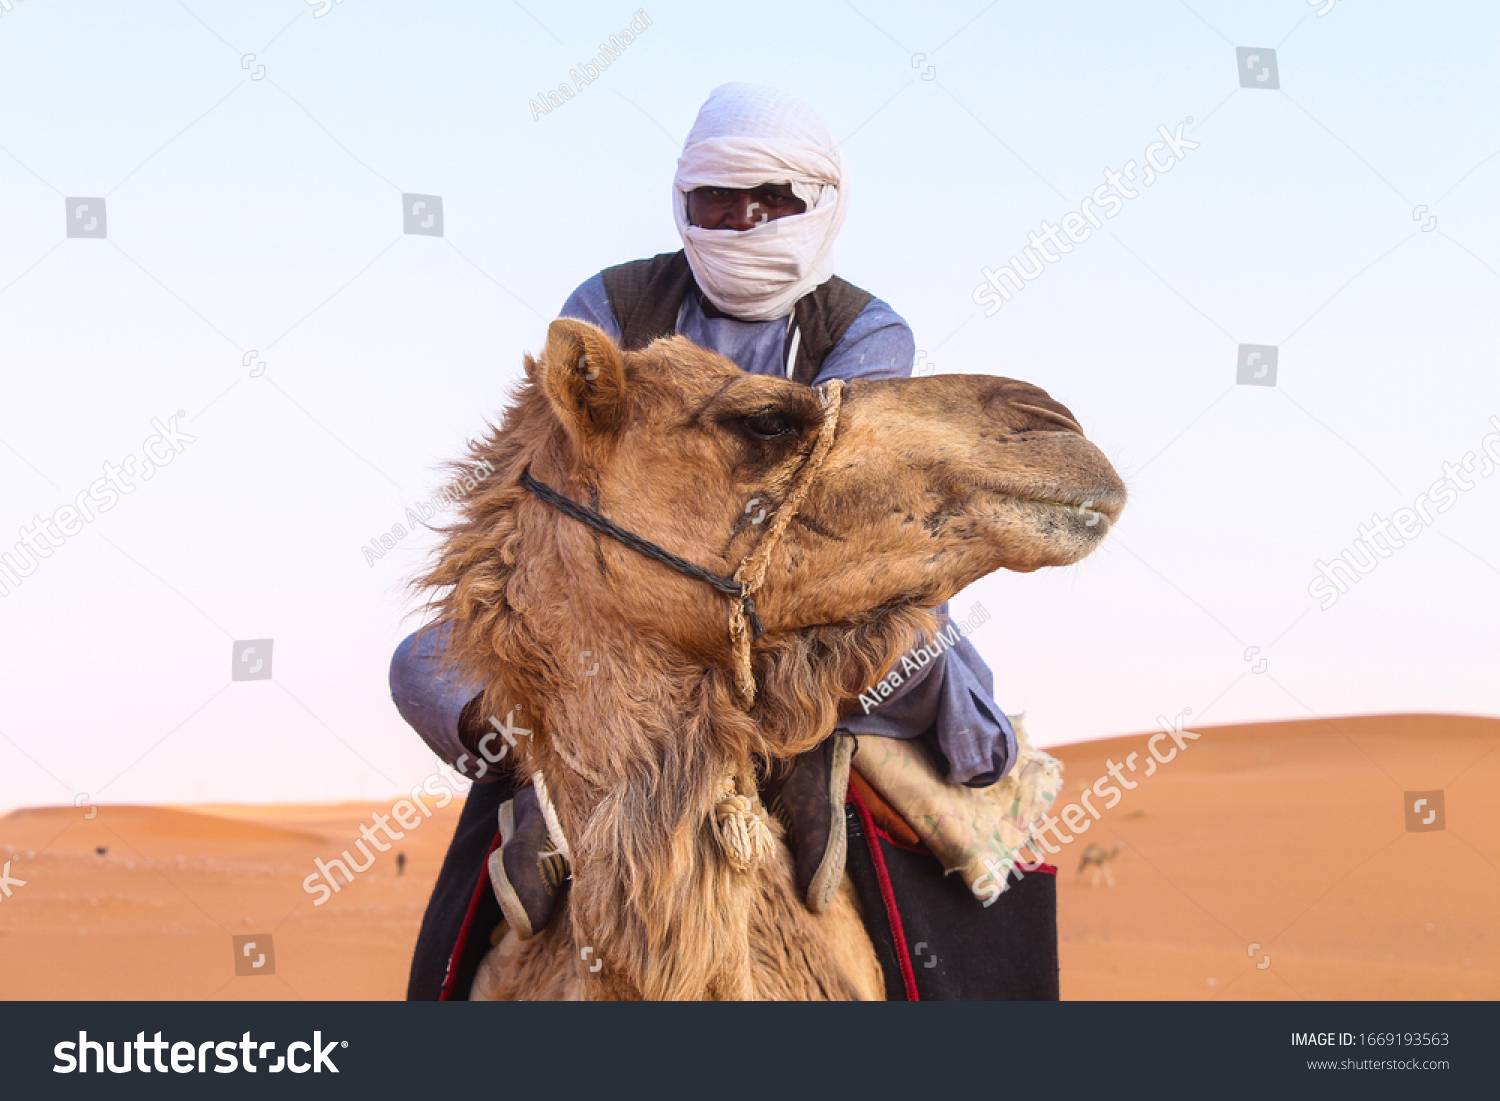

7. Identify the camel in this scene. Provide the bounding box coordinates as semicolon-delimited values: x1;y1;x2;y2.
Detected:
421;317;1125;1000
1077;842;1126;887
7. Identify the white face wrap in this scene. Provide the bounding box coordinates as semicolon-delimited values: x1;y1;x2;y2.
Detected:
673;83;848;323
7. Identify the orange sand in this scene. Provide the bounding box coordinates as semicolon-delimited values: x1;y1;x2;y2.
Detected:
1048;713;1499;1000
0;801;461;1000
1;714;1495;1000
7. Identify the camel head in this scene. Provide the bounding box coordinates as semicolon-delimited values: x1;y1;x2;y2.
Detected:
428;318;1124;759
540;317;1119;616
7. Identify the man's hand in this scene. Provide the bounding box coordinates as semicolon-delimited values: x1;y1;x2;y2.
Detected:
456;694;517;782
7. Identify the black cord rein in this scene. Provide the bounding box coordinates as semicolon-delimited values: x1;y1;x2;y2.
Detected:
519;467;765;640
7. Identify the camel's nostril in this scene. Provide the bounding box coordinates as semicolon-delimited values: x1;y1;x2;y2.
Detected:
979;381;1086;436
1011;401;1084;435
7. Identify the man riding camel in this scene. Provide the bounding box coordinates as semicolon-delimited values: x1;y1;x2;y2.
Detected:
391;83;1022;998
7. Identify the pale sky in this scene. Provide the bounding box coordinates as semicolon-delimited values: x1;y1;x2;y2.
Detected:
1;0;1497;810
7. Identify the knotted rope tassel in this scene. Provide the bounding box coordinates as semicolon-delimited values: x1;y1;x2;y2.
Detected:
712;771;775;873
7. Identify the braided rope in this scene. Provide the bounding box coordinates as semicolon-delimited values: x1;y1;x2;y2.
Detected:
727;378;844;708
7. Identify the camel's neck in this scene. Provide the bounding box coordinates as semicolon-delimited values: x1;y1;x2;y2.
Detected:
525;641;765;1001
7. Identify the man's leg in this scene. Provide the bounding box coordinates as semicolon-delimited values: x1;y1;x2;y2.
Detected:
490;783;569;939
763;731;855;913
392;628;565;990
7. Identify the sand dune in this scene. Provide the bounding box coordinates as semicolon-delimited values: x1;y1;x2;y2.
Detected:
0;713;1494;1000
1047;713;1500;1000
3;805;328;849
0;801;461;1000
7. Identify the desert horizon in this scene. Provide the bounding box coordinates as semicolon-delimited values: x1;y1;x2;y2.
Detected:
2;711;1493;1001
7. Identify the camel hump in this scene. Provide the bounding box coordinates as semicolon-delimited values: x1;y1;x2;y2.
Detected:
600;250;874;384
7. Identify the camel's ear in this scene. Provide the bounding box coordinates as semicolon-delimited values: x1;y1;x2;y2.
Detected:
538;318;627;440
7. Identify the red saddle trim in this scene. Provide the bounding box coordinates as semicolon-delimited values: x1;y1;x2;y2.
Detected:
439;828;504;1002
847;782;920;1002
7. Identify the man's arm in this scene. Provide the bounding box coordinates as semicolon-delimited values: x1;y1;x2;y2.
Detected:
558;274;623;341
838;605;1016;787
389;626;505;782
811;297;917;384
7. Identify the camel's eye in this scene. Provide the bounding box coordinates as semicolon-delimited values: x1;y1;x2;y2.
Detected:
740;412;796;440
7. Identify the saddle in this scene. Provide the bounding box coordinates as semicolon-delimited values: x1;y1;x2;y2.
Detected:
423;724;1064;1001
841;717;1064;999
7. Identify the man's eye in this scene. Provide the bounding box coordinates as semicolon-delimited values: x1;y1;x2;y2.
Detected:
741;412;796;440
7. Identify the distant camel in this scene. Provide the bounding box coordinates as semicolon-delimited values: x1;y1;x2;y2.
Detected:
1077;842;1125;887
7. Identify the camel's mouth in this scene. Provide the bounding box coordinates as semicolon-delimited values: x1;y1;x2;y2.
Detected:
1011;495;1120;542
977;480;1126;526
1022;490;1125;527
961;483;1125;571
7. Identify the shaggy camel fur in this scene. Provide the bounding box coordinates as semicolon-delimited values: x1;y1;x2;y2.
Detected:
422;318;1125;1000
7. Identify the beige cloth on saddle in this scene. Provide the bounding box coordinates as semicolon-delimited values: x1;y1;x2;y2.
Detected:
851;716;1063;902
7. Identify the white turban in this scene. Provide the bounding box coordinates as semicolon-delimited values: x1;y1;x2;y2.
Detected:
673;83;848;322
